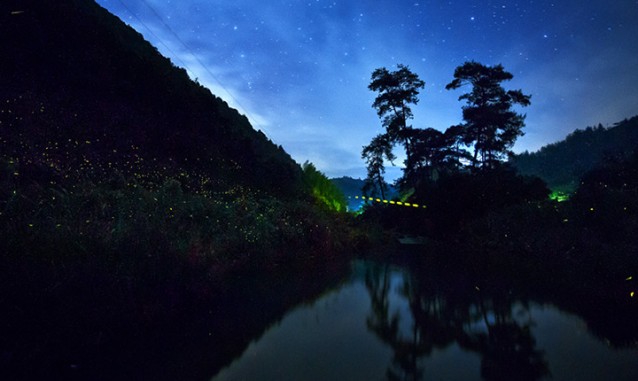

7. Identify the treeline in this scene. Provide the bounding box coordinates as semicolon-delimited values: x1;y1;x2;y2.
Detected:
454;151;638;302
510;115;638;191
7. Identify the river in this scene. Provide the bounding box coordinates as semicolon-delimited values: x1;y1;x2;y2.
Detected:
211;259;638;381
2;252;637;380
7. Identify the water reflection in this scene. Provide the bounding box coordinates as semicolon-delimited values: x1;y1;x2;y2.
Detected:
365;262;548;381
212;259;638;381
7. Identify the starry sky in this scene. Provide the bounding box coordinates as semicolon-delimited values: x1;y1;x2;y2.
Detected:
95;0;638;180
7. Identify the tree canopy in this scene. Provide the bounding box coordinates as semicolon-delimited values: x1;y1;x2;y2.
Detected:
446;61;531;169
369;64;425;142
363;61;531;196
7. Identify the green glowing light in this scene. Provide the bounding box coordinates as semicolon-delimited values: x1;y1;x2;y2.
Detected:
549;190;570;202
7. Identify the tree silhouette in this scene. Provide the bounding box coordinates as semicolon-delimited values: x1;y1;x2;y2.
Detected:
364;263;550;381
366;65;425;189
369;65;425;145
362;134;396;199
461;297;550;381
446;61;531;170
400;126;470;188
364;265;466;381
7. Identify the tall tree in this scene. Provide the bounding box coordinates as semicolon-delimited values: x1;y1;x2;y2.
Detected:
445;61;531;169
362;134;395;199
368;65;425;168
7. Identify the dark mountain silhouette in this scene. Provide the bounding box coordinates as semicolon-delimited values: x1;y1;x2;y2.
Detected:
330;176;365;196
510;116;638;191
331;176;398;211
0;0;301;195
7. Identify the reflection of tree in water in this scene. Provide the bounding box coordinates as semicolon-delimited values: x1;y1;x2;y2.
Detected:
364;263;549;381
365;263;463;380
462;296;549;381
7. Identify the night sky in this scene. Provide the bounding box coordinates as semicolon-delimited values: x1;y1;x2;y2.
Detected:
95;0;638;180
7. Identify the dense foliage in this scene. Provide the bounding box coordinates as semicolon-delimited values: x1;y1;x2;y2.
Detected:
301;161;348;212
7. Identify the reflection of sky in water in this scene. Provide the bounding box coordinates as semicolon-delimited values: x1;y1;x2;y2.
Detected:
533;305;638;381
212;282;395;380
211;264;638;381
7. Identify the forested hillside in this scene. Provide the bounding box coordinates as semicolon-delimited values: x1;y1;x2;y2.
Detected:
1;0;301;195
511;116;638;191
0;0;363;302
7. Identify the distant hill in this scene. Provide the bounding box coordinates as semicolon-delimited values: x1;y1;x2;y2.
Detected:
510;116;638;191
331;177;366;197
331;176;398;211
330;177;366;211
0;0;301;195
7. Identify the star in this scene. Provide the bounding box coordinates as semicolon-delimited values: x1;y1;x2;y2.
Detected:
96;0;638;180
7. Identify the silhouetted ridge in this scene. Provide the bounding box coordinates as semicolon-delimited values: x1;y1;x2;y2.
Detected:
510;116;638;190
0;0;301;195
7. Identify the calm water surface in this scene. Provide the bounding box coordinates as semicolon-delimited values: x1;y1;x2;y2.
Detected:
212;260;638;381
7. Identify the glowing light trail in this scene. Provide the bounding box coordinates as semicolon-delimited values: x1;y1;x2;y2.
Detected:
351;196;426;209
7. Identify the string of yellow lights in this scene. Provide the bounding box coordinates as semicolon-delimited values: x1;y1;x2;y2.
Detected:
351;196;426;209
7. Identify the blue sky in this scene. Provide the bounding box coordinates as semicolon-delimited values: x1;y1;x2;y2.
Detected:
96;0;638;180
